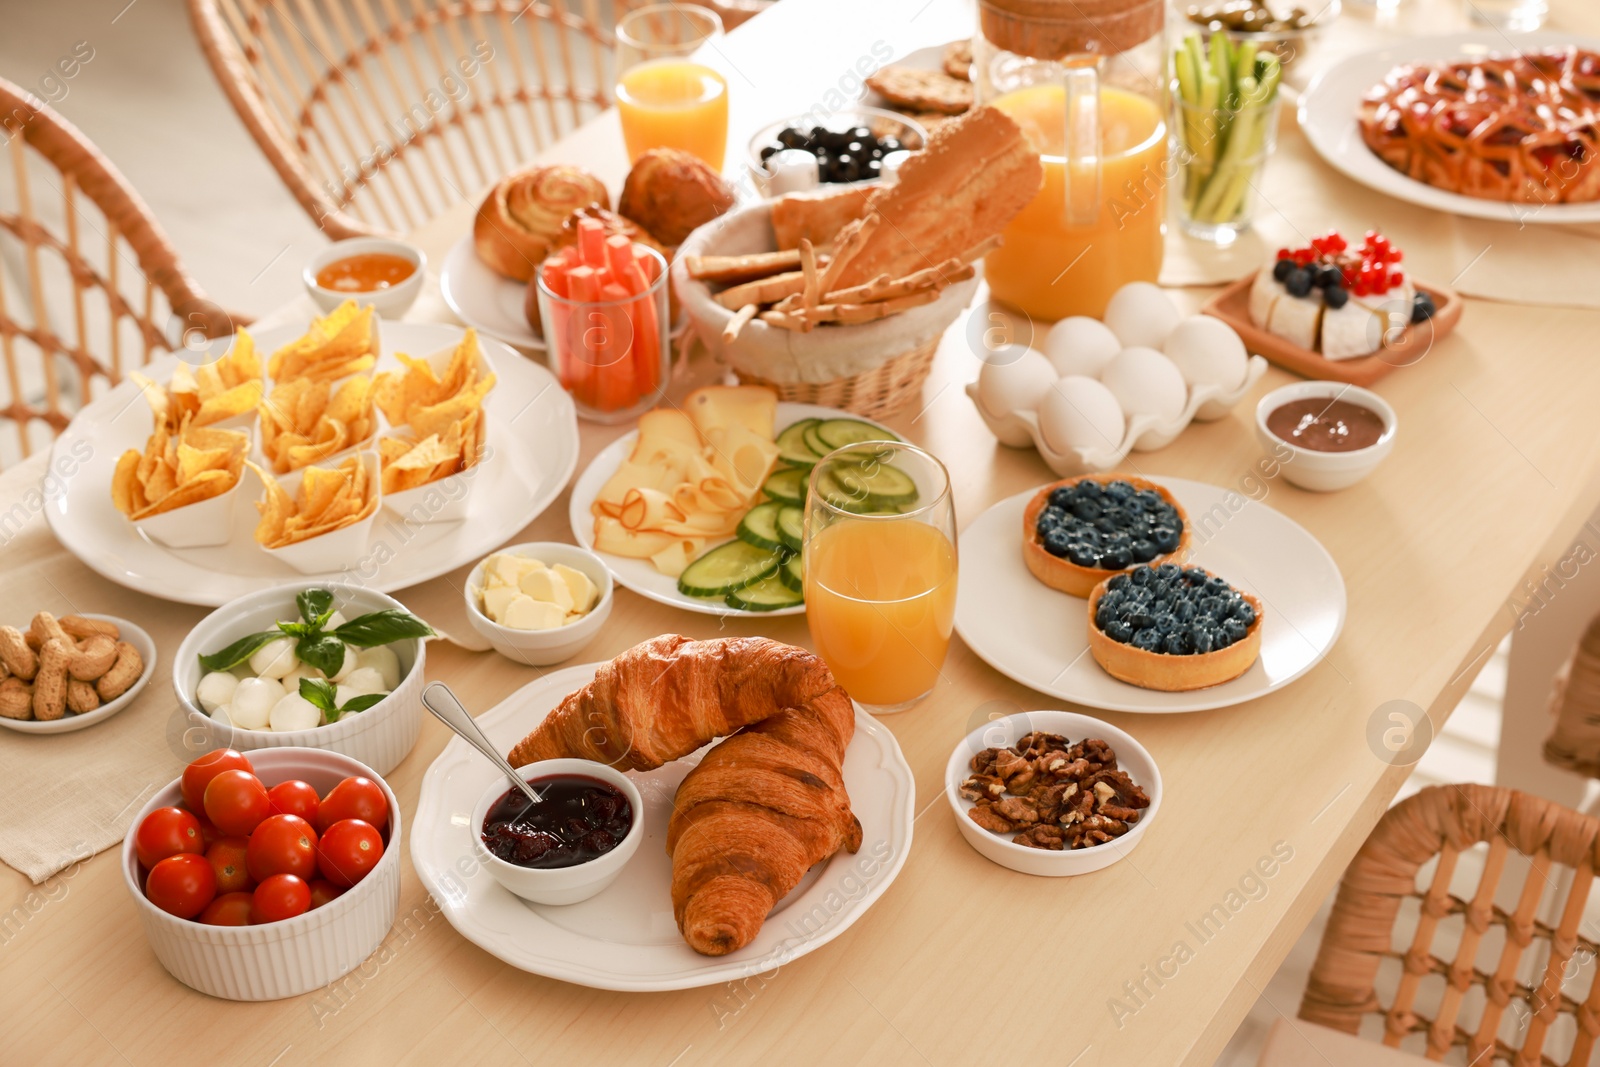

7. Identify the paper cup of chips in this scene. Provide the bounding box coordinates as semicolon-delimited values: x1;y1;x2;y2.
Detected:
133;331;265;434
249;452;382;574
265;300;380;386
258;372;379;474
112;420;250;549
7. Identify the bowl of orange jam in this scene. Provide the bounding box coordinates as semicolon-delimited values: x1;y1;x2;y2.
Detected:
304;237;425;319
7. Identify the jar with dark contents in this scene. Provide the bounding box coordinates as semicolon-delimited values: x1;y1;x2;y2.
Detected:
481;774;634;869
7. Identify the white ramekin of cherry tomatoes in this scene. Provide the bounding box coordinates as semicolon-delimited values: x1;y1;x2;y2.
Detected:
122;746;401;1000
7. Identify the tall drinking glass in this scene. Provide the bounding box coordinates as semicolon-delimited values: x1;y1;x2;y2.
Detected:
615;4;728;170
803;442;958;715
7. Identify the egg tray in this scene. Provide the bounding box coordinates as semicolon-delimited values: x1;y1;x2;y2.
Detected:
964;355;1268;476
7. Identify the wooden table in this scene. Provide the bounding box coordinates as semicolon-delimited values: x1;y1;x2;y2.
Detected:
7;0;1600;1063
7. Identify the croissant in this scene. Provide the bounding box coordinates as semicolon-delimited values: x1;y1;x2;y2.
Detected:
505;634;840;771
667;684;861;955
473;164;609;282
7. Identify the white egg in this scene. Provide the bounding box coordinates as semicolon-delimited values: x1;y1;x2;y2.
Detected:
1038;376;1126;455
195;671;239;714
249;637;299;679
1164;315;1249;391
355;645;401;690
1100;347;1188;423
230;676;283;730
1042;316;1122;378
976;345;1056;417
337;667;388;698
1104;282;1182;350
269;693;322;732
326;643;359;682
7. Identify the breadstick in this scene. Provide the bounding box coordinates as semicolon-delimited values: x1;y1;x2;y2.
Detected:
835;262;976;305
96;641;144;701
788;289;942;327
0;626;38;681
722;303;759;343
714;270;807;309
758;309;809;333
32;639;69;721
684;250;803;285
800;239;821;310
61;615;119;641
815;213;881;297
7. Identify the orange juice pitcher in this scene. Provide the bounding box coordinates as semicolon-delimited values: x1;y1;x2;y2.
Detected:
973;0;1168;322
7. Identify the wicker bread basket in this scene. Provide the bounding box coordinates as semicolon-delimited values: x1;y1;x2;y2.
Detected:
672;199;979;419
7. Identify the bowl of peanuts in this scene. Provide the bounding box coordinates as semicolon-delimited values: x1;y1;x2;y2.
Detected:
0;612;156;734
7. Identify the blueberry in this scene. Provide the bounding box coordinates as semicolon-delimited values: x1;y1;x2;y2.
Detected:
1106;481;1135;501
1070;498;1101;521
1155;562;1180;581
777;126;807;148
1131;539;1158;563
1191;627;1215;654
1100;546;1131;569
1040;505;1067;527
1136;490;1162;509
1183;567;1209;585
1096;603;1118;630
1132;628;1163;651
1108;573;1130;592
1324;285;1349;310
1316;266;1343;289
1211;629;1233;650
1222;618;1248;643
1175;600;1196;623
1198;594;1223;617
1163;632;1190;655
1066;543;1099;568
1153;612;1178;634
1105;620;1134;643
1076;480;1103;498
1207;576;1231;595
1049;486;1075;509
1272;258;1294;282
1130;565;1151;586
1285;267;1313;297
1127;607;1153;629
1412;291;1436;323
1043;529;1072;558
1123;498;1146;518
1233;601;1256;625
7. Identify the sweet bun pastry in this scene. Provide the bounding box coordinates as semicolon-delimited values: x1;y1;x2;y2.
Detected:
473;164;609;282
1086;564;1263;691
618;148;735;246
551;204;669;260
1023;474;1190;598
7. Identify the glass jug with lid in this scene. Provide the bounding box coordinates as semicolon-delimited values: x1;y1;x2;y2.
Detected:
973;0;1168;321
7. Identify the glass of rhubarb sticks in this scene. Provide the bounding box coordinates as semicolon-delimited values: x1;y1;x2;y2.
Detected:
1172;31;1282;244
536;220;670;422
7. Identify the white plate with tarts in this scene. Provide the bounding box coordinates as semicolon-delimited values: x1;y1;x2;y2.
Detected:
408;662;916;991
954;475;1345;713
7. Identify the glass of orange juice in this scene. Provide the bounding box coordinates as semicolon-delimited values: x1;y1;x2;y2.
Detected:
804;442;958;715
615;4;728;170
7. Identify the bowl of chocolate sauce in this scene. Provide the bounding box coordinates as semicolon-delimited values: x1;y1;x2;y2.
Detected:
1256;382;1396;491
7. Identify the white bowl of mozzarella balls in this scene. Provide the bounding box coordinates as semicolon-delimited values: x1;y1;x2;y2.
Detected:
172;584;429;776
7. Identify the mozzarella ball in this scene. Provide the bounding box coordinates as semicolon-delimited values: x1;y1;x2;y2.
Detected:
1038;376;1126;455
326;643;359;682
1043;316;1122;378
269;693;322;732
1163;315;1249;392
335;684;388;711
209;704;233;725
249;637;299;679
195;671;239;714
325;611;347;629
337;667;387;698
229;676;284;730
976;345;1056;417
1100;347;1188;423
1104;282;1182;350
284;661;324;685
355;645;401;690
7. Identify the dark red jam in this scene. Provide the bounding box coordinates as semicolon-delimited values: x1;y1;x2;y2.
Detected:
481;774;632;869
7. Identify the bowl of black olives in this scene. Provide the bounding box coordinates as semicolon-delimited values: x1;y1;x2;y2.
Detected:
746;107;927;195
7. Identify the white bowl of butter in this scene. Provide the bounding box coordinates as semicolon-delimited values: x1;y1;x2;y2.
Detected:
464;543;613;666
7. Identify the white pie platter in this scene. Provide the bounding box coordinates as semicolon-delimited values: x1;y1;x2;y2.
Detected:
44;321;578;607
954;476;1345;713
568;402;898;616
1300;31;1600;225
410;662;915;990
439;235;545;350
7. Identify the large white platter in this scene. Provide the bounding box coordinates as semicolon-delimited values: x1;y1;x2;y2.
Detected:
954;477;1345;713
44;321;578;607
1300;31;1600;225
568;402;898;617
439;235;545;350
409;662;915;991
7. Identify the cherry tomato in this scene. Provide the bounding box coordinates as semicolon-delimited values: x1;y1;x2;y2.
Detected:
308;879;346;909
145;853;216;919
205;836;253;895
204;769;271;836
134;807;205;869
251;873;311;924
317;777;388;835
194;814;221;848
198;891;255;926
181;749;254;812
267;780;320;824
318;818;385;888
247;814;318;881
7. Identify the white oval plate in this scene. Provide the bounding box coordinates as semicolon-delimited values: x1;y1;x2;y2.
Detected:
954;477;1345;713
0;615;157;734
568;402;898;617
409;662;915;991
439;236;545;350
44;322;578;607
1300;31;1600;225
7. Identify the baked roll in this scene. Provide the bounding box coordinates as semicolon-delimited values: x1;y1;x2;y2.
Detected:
618;148;735;246
473;164;609;281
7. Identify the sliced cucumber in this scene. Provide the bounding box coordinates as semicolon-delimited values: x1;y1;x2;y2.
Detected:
776;419;821;468
776;506;805;551
726;573;805;612
736;501;786;551
830;462;918;508
816;418;900;451
762;466;807;506
677;541;781;597
815;469;885;514
779;551;804;592
802;422;832;459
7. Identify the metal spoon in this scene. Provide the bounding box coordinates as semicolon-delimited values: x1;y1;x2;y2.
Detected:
421;682;542;808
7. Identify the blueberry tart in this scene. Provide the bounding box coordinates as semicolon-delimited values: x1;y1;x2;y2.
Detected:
1086;563;1263;691
1022;474;1191;598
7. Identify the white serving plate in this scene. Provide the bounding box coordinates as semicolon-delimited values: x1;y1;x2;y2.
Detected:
567;401;898;617
1300;31;1600;225
439;235;544;350
44;321;578;607
410;662;915;991
0;614;157;735
954;477;1345;713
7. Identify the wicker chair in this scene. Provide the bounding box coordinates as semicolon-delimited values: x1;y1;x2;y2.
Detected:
188;0;758;240
1260;784;1600;1065
0;77;236;469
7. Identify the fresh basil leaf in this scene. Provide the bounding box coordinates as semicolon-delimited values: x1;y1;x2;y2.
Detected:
277;620;314;638
298;677;337;712
334;609;435;647
298;588;334;624
197;631;278;673
296;634;348;677
337;693;386;715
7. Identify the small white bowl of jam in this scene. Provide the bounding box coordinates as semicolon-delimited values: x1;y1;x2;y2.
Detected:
1256;381;1397;492
304;237;426;319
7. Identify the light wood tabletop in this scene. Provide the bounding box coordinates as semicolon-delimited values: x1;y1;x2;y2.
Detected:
5;0;1600;1064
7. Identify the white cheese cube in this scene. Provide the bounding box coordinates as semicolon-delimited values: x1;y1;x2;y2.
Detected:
501;595;566;631
1267;294;1321;352
518;567;574;613
1248;268;1282;328
1320;303;1383;361
551;563;597;613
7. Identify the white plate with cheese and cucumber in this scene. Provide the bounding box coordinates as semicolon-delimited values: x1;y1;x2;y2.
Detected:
568;403;911;616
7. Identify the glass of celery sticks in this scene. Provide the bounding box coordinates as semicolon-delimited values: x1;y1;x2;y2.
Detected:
1172;31;1283;243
